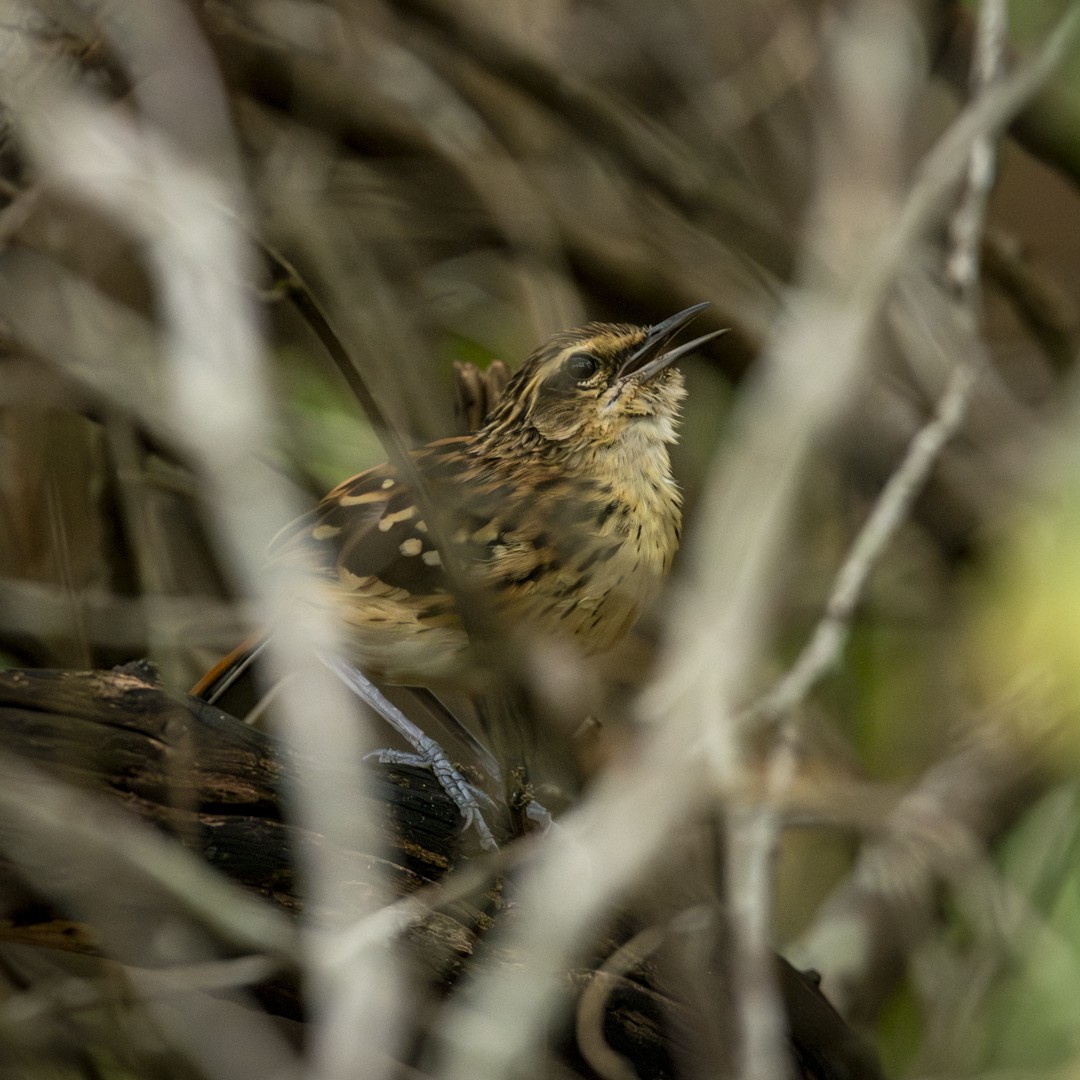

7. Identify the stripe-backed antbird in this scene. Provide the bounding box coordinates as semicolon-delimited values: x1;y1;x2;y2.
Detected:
194;303;723;848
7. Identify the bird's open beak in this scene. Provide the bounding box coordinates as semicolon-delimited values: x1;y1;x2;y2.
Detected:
616;301;726;383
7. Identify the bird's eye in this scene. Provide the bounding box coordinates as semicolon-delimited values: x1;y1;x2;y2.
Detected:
564;352;599;381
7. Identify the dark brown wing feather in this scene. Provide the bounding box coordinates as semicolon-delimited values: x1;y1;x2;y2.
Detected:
264;434;625;664
267;448;463;599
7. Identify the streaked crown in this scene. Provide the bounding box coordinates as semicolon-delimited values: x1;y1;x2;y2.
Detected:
478;304;721;450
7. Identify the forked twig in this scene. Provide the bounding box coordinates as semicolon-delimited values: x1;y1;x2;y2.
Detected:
728;4;1013;1077
750;355;978;726
750;0;1006;742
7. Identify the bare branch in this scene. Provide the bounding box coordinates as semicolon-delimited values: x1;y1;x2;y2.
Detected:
751;355;977;726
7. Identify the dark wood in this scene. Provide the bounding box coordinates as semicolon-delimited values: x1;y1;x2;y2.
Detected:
0;666;881;1079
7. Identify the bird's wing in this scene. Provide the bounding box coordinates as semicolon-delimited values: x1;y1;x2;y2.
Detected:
266;436;610;625
267;448;462;600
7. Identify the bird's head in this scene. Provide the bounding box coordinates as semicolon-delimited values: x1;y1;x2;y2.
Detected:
479;303;723;452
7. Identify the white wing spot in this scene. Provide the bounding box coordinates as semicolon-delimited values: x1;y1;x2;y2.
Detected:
422;549;442;566
339;490;385;506
312;524;341;540
379;505;418;532
400;538;423;557
381;478;395;489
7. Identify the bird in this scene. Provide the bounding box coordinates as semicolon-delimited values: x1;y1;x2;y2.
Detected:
193;303;722;844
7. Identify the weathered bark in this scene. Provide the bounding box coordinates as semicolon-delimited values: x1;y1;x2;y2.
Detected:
0;666;880;1080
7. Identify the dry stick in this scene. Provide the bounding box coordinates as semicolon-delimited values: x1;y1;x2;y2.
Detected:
750;358;978;726
738;3;1004;1057
260;241;488;598
730;2;1009;1076
945;0;1007;307
751;0;1005;725
260;241;413;474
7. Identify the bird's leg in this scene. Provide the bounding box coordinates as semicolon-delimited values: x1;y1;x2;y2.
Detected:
318;652;499;851
409;686;503;787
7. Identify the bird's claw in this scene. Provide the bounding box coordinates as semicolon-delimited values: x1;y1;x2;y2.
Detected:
320;652;501;850
366;746;499;851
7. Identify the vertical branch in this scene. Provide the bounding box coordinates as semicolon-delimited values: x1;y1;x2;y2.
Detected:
743;0;1017;1051
721;8;923;1078
0;3;401;1078
946;0;1008;306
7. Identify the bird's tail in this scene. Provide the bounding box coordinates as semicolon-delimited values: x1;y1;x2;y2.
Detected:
190;635;268;709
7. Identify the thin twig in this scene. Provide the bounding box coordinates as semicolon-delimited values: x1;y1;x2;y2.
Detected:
945;0;1007;305
729;5;1013;1079
750;0;1008;733
258;239;414;473
750;356;978;726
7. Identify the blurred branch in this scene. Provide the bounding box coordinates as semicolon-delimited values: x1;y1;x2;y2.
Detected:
0;577;250;653
940;2;1080;188
751;343;977;726
0;11;397;1072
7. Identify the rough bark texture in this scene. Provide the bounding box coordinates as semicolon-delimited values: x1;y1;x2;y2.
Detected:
0;665;880;1080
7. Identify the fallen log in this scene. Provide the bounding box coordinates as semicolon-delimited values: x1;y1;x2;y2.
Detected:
0;665;881;1080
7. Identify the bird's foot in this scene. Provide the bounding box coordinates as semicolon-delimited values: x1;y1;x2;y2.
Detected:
366;746;499;851
319;652;499;851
